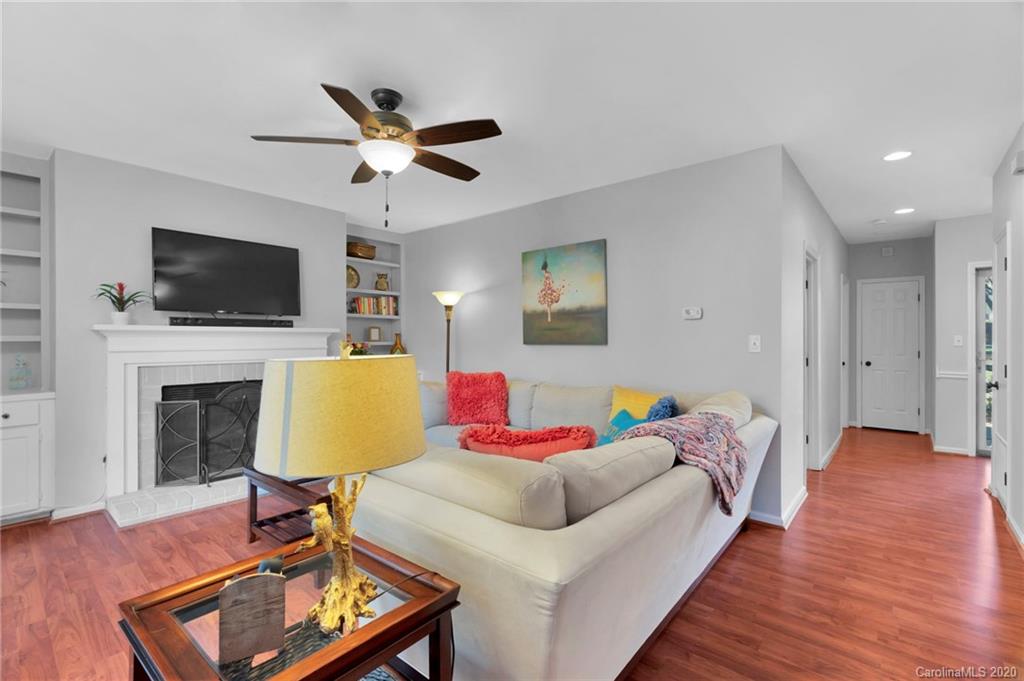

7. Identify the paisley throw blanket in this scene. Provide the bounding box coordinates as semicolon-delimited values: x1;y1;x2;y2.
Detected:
615;412;748;515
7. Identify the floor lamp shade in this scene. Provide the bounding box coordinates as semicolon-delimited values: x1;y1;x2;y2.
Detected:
254;355;426;478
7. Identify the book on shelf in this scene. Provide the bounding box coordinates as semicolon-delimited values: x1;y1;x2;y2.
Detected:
349;295;398;316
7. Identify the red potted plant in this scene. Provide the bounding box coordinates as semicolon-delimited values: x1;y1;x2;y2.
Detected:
95;281;151;325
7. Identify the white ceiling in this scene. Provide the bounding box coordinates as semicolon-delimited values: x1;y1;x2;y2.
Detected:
2;2;1021;243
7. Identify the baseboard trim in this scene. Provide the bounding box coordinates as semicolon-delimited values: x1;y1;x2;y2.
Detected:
50;501;106;522
613;522;745;681
749;487;807;529
820;432;843;470
1007;512;1024;557
933;445;971;456
748;509;784;526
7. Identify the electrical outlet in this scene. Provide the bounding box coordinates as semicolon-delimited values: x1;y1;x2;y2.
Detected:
682;307;703;320
953;335;964;347
748;335;762;353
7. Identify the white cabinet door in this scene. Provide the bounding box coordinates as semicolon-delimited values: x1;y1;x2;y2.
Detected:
1;425;41;516
860;280;921;431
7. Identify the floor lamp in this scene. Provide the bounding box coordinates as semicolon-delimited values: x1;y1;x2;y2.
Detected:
432;291;464;373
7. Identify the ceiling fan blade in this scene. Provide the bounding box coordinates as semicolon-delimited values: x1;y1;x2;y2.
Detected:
413;149;480;181
403;119;502;147
351;161;378;184
321;84;379;133
251;135;359;145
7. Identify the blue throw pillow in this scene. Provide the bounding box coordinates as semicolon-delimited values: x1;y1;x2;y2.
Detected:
646;395;679;421
598;409;647;445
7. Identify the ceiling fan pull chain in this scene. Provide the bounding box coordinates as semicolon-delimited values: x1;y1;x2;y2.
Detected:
384;174;390;229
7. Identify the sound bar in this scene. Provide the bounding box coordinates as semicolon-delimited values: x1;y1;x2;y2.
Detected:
169;317;294;328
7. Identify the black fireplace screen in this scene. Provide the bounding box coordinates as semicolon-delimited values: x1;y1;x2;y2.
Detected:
156;380;262;486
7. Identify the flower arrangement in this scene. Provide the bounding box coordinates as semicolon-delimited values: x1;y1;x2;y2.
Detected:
95;282;151;311
349;342;370;356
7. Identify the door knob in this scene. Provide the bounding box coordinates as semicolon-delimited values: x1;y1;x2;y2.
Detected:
864;361;872;367
1;413;9;420
987;380;1000;391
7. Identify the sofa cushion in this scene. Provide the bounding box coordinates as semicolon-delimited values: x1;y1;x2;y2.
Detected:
544;436;676;523
507;379;538;428
609;385;662;420
420;381;447;428
447;371;509;425
687;390;752;428
459;424;597;462
373;446;567;529
531;383;613;433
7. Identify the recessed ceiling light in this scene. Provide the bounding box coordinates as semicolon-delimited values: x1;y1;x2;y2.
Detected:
883;150;913;161
893;208;915;215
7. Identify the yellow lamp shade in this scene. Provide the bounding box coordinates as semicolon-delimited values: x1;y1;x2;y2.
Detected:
254;355;426;478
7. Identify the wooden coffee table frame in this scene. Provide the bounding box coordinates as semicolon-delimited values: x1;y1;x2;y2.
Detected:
119;536;459;681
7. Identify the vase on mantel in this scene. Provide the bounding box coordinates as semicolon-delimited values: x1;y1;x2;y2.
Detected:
110;311;131;325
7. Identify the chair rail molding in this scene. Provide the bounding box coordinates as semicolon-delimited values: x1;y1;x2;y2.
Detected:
92;325;339;498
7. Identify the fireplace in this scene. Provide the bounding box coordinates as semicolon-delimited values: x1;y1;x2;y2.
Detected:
156;380;262;486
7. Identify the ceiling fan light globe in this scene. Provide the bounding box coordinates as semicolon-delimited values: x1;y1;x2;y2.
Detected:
358;139;415;175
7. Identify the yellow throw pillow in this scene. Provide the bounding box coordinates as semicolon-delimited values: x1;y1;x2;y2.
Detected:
610;386;662;421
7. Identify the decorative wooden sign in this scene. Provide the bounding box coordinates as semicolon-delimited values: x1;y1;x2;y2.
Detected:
218;573;286;664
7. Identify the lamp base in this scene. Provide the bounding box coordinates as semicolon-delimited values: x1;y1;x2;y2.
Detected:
300;473;378;635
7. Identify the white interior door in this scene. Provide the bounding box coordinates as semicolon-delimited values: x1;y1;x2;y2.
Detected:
860;279;921;431
841;276;849;426
991;232;1008;500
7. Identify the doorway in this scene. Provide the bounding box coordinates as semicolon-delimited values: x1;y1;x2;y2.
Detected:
840;274;850;426
856;277;925;432
969;265;993;456
804;252;820;475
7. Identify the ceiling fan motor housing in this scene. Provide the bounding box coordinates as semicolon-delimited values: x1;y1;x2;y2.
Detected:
365;88;411;139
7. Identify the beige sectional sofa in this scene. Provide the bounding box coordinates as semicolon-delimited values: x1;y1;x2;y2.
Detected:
353;380;779;680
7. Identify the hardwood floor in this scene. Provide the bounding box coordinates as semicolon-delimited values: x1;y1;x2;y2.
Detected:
2;428;1021;680
628;428;1024;681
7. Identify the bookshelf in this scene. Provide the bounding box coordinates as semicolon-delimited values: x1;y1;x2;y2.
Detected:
1;153;52;395
345;226;403;355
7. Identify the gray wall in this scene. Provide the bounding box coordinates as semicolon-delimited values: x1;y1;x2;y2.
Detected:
992;123;1023;536
848;236;935;432
52;150;347;508
933;214;993;453
404;146;849;524
781;151;849;487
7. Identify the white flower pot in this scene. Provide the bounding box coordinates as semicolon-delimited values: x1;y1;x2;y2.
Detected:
110;311;131;325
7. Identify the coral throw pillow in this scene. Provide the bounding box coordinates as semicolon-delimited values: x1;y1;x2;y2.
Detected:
458;424;597;462
447;371;509;425
610;386;663;420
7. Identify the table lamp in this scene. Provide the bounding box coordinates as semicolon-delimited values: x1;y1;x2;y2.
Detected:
432;291;464;373
254;353;426;634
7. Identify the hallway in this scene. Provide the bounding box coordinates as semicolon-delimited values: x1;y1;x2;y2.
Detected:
629;428;1024;680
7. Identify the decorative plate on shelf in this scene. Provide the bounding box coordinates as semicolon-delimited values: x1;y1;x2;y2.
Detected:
346;265;360;289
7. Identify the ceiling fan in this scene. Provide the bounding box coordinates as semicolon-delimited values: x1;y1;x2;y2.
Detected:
252;84;502;183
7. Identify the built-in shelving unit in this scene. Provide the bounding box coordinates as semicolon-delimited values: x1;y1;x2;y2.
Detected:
1;153;52;395
345;227;404;355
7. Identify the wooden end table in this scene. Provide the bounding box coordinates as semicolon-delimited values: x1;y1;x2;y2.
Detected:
119;535;459;681
243;467;332;546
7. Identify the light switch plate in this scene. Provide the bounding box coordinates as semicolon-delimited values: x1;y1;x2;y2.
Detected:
953;335;964;347
417;371;424;382
748;334;762;353
682;307;703;320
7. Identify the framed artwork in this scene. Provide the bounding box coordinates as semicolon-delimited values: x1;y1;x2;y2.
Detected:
522;239;607;345
367;326;382;342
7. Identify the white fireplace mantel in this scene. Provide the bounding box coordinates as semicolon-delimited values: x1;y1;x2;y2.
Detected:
93;324;340;499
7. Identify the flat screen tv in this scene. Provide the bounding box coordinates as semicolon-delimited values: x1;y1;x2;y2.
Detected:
152;228;300;315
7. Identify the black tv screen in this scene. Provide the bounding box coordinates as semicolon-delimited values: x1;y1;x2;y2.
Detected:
152;228;300;315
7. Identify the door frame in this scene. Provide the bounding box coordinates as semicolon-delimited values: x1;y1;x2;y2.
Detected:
990;222;1012;508
966;260;993;457
804;247;822;472
840;274;850;427
855;275;927;433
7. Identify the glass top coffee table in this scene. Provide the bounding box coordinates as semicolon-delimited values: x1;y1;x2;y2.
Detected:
119;536;459;681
